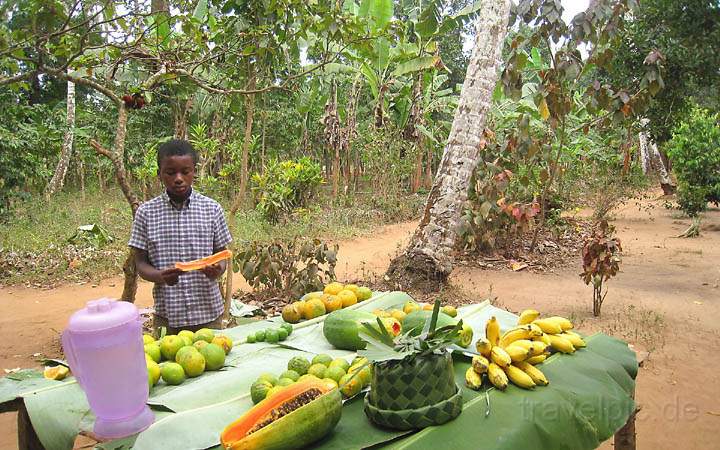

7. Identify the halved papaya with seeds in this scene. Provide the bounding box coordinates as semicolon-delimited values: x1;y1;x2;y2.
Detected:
221;379;342;450
175;249;233;271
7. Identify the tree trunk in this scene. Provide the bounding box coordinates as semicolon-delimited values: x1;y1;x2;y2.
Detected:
174;98;192;140
424;143;433;189
342;78;360;190
385;0;511;290
324;82;342;197
230;69;256;214
639;119;675;195
89;105;141;303
45;75;76;198
405;74;424;193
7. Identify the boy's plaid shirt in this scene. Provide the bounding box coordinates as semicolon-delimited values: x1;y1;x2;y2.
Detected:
128;190;232;327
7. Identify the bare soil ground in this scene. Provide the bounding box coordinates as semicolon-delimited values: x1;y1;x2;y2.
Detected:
1;190;718;449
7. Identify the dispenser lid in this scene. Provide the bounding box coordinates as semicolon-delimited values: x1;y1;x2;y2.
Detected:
67;298;139;332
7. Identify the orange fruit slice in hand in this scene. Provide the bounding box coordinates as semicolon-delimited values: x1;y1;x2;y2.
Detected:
175;249;233;271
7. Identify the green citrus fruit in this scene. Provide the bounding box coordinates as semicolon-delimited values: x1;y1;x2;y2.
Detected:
281;303;303;324
277;328;288;341
277;377;295;387
265;385;285;398
265;329;280;344
323;282;344;295
250;379;273;404
177;349;205;377
311;354;333;367
328;358;350;372
147;360;161;389
357;286;373;301
258;372;278;386
246;334;256;344
254;330;266;342
287;356;311;375
338;373;362;398
193;328;215;343
212;335;233;355
324;366;346;383
174;345;198;363
280;323;293;336
159;335;184;361
142;334;156;345
144;343;161;363
298;374;320;382
193;340;209;351
322;377;339;388
160;362;186;385
199;343;225;371
307;363;326;379
178;330;195;341
279;369;300;381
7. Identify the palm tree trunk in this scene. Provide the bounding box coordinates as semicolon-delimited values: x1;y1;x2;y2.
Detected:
386;0;511;289
45;74;76;198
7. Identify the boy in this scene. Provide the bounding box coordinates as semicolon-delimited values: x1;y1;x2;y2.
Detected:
128;139;232;335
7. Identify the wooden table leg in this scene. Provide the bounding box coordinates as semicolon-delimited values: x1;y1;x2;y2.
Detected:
614;404;637;450
17;401;44;450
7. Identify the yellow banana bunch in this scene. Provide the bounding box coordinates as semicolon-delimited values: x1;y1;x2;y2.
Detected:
515;362;549;386
505;365;536;389
547;334;575;353
517;309;540;325
547;316;573;331
526;354;547;365
561;331;586;348
532;333;552;346
465;367;483;390
504;345;530;362
487;363;508;390
475;337;492;357
490;346;512;368
486;316;500;346
508;339;546;356
472;355;490;374
532;318;564;335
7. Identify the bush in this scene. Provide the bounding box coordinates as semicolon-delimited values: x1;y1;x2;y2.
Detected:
233;238;338;298
666;107;720;217
251;157;323;223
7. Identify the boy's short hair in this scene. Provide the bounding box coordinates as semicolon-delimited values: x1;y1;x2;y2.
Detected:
157;139;198;170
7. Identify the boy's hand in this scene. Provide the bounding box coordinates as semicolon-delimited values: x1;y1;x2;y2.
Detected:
201;263;224;280
159;268;183;286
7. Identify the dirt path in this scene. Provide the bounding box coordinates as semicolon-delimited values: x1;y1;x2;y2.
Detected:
2;192;719;449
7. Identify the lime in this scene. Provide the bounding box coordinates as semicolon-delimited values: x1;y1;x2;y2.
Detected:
279;369;300;381
328;358;350;372
265;329;280;344
199;343;225;371
311;354;333;367
246;334;256;344
287;356;311;375
324;365;346;383
144;343;161;363
254;330;266;342
160;362;186;385
258;373;278;386
193;328;215;343
307;363;327;379
277;377;295;387
250;379;273;404
280;323;293;336
277;328;288;341
142;334;155;345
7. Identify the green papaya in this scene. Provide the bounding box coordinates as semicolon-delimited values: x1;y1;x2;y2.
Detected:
322;309;377;350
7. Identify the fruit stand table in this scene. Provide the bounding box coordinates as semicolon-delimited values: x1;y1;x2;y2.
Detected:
0;292;639;450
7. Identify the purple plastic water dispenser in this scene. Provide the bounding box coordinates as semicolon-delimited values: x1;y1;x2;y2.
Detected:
62;298;154;439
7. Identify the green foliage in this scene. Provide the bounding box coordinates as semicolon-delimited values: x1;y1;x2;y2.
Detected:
251;157;324;223
604;0;720;143
666;106;720;217
233;238;338;297
580;221;622;316
0;89;63;216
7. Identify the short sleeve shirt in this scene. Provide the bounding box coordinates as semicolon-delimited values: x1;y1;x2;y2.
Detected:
128;190;232;328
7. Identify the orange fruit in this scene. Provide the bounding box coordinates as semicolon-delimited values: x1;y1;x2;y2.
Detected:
302;298;327;320
337;290;358;308
321;294;343;312
323;282;344;295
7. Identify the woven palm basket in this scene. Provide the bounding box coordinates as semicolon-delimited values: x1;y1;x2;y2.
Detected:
364;351;463;430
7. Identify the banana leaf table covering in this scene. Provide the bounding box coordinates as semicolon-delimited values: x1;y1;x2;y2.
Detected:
0;292;637;450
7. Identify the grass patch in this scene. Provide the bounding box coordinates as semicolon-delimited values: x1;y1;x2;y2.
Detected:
0;187;423;287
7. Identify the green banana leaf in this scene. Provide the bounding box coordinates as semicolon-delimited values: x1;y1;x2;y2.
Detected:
11;296;636;450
